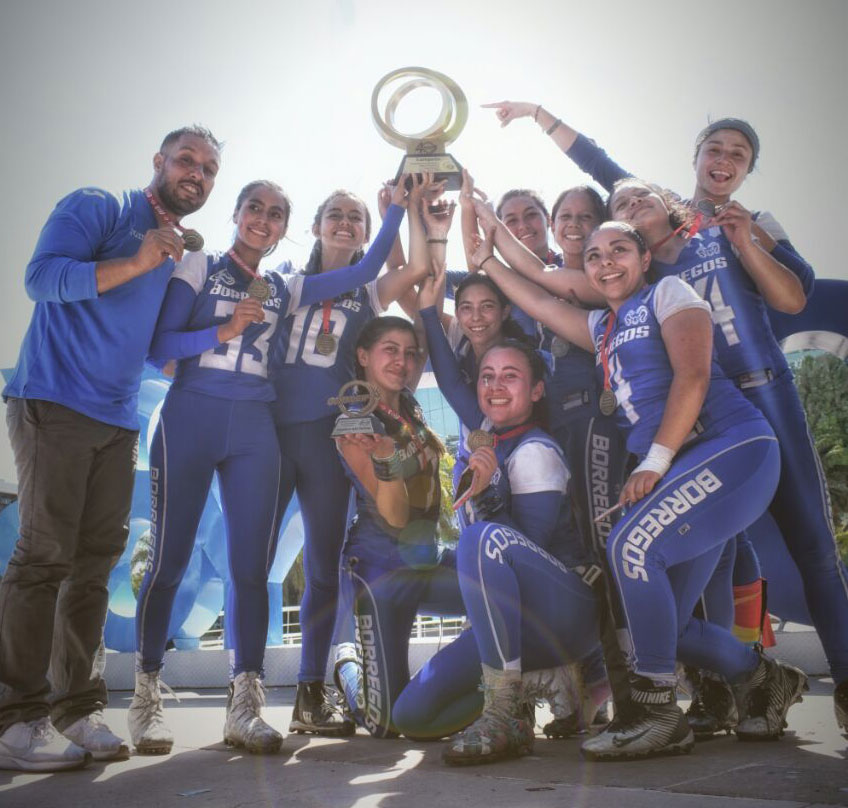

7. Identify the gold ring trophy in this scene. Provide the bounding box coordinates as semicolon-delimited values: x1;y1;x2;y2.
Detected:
328;381;385;438
371;66;468;190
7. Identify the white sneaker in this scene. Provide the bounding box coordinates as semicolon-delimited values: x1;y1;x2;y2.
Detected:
0;718;91;772
62;711;129;761
128;671;174;754
224;672;283;754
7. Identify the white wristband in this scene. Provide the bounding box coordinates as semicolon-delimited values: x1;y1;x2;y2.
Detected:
633;442;674;478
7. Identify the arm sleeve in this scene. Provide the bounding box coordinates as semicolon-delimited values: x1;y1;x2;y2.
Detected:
754;211;815;297
510;491;566;549
653;276;711;324
565;134;633;193
24;188;118;303
148;277;220;361
420;305;483;428
506;442;569;546
286;204;406;309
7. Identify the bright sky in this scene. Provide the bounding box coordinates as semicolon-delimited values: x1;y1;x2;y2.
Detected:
0;0;845;481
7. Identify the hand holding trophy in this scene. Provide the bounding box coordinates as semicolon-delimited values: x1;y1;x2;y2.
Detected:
371;67;468;191
328;380;385;438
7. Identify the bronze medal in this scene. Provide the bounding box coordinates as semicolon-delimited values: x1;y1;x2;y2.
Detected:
315;332;337;356
467;429;495;451
599;388;617;416
550;336;570;358
247;277;271;302
181;228;204;252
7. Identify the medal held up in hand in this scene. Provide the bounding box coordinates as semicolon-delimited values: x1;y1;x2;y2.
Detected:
329;381;385;438
144;188;205;251
371;67;468;191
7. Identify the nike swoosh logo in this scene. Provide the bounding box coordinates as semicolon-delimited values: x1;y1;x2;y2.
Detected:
612;727;652;747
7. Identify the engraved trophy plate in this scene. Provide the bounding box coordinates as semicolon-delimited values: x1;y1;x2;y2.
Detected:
328;381;385;437
371;67;468;191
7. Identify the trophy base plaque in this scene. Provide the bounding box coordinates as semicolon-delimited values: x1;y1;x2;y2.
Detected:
397;153;464;191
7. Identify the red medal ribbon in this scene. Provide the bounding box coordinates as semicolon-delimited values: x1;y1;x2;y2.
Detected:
488;421;537;447
227;248;261;281
600;311;617;396
648;212;704;253
144;187;189;239
377;402;425;452
321;300;334;336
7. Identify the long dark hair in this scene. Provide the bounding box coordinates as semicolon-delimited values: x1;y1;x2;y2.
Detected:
478;338;549;430
354;317;443;456
233;180;291;257
304;190;372;276
454;274;534;346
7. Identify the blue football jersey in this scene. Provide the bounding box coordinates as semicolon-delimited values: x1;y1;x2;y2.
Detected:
272;278;383;424
162;251;293;401
587;277;755;457
455;426;573;559
652;229;790;379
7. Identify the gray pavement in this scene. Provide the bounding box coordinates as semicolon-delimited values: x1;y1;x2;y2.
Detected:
0;678;845;808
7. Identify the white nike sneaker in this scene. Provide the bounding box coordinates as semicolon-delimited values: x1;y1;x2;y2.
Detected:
62;711;129;761
0;718;91;772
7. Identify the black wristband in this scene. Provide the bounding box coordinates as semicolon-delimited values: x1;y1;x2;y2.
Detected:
480;255;497;271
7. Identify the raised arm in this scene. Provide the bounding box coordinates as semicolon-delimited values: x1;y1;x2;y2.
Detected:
716;202;805;314
482;101;631;192
468;216;595;352
295;182;409;308
473;193;603;306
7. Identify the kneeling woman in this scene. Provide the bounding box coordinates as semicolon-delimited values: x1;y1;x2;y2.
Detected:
392;336;604;764
472;214;807;760
335;316;463;738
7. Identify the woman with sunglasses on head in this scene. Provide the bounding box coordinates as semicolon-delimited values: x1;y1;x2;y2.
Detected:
484;100;847;734
467;202;807;760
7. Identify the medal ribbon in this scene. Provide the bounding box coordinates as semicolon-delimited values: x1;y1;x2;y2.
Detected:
321;300;334;337
227;248;261;281
487;421;537;447
144;188;192;240
648;211;704;253
600;311;617;397
377;402;425;452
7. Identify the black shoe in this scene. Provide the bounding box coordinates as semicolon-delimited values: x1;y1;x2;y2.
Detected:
581;678;694;761
833;679;847;736
686;674;737;738
734;654;807;740
289;681;355;737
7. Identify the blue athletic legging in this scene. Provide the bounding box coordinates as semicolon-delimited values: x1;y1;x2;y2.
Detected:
551;408;628;561
274;415;352;682
346;549;463;738
743;370;848;683
608;419;780;684
137;389;282;675
393;521;601;739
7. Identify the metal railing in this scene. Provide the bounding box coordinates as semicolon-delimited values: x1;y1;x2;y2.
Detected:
200;606;467;648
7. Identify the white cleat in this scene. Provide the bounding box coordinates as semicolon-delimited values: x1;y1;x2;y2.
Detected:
223;671;282;754
128;670;174;755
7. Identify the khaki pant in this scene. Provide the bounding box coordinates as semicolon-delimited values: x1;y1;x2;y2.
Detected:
0;398;137;733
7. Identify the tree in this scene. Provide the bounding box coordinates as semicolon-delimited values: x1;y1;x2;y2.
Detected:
792;354;848;560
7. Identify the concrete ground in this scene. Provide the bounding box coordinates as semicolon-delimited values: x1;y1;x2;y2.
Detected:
0;678;845;808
